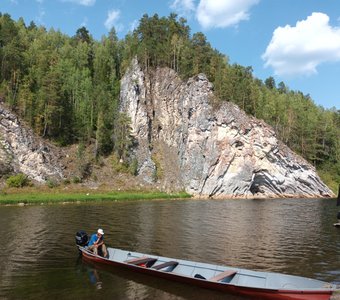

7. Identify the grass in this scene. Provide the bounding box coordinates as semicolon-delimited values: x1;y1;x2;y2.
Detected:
0;189;191;205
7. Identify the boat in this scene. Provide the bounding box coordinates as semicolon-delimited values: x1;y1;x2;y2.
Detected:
76;232;338;300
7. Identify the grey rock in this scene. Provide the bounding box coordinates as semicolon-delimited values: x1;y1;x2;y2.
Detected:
0;105;64;182
120;59;334;198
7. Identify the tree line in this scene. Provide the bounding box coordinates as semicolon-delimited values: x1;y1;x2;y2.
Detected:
0;13;339;190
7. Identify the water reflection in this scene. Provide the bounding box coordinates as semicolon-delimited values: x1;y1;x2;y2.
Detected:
0;206;48;292
87;266;102;289
0;198;339;300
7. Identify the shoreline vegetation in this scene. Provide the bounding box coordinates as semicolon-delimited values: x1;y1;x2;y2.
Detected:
0;187;191;206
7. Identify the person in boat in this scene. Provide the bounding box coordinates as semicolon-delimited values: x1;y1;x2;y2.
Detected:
87;228;108;258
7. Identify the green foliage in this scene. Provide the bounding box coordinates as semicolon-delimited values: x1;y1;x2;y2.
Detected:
110;154;138;176
46;179;59;188
0;14;120;147
95;108;113;155
318;161;340;194
113;113;134;161
6;174;30;188
128;158;139;176
76;142;92;179
0;190;192;205
63;178;71;185
71;176;82;184
111;154;129;173
151;153;164;181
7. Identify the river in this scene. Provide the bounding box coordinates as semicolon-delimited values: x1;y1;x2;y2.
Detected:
0;198;339;299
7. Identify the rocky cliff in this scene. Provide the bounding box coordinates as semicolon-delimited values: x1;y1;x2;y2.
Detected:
120;59;334;198
0;104;64;182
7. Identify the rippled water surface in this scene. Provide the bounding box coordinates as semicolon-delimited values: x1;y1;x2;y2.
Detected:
0;198;339;300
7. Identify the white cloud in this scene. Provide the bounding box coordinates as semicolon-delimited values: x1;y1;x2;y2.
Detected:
61;0;95;6
104;9;123;32
129;19;139;32
170;0;195;16
81;17;88;27
196;0;259;29
262;12;340;77
35;6;45;25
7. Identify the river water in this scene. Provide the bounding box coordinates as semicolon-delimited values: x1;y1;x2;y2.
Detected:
0;198;339;300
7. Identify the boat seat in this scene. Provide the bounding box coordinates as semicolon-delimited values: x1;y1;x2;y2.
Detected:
125;257;157;268
152;261;178;271
210;270;237;282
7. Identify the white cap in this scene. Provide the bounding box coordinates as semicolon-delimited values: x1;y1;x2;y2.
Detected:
97;228;104;235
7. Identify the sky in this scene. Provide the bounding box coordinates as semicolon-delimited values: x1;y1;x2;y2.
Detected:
2;0;340;109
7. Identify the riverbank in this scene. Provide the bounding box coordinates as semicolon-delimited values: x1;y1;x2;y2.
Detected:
0;186;191;205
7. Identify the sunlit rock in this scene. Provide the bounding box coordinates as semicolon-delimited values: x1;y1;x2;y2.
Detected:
120;59;334;198
0;105;64;182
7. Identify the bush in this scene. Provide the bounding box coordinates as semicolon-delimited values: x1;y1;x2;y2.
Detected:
63;178;71;185
6;174;30;188
111;155;129;173
129;158;139;176
318;164;340;194
79;162;92;179
71;176;82;184
46;179;59;188
151;153;163;181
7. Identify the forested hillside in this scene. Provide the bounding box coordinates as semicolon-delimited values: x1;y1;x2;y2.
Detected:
0;13;339;191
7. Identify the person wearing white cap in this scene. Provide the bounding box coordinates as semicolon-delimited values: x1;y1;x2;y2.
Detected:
87;228;108;258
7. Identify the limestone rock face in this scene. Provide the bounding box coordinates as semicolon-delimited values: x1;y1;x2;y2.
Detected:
120;59;334;198
0;104;64;182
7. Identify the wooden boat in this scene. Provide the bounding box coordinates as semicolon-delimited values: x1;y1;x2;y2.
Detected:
77;245;338;300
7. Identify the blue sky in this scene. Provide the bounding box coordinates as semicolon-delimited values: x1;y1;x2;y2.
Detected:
2;0;340;109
